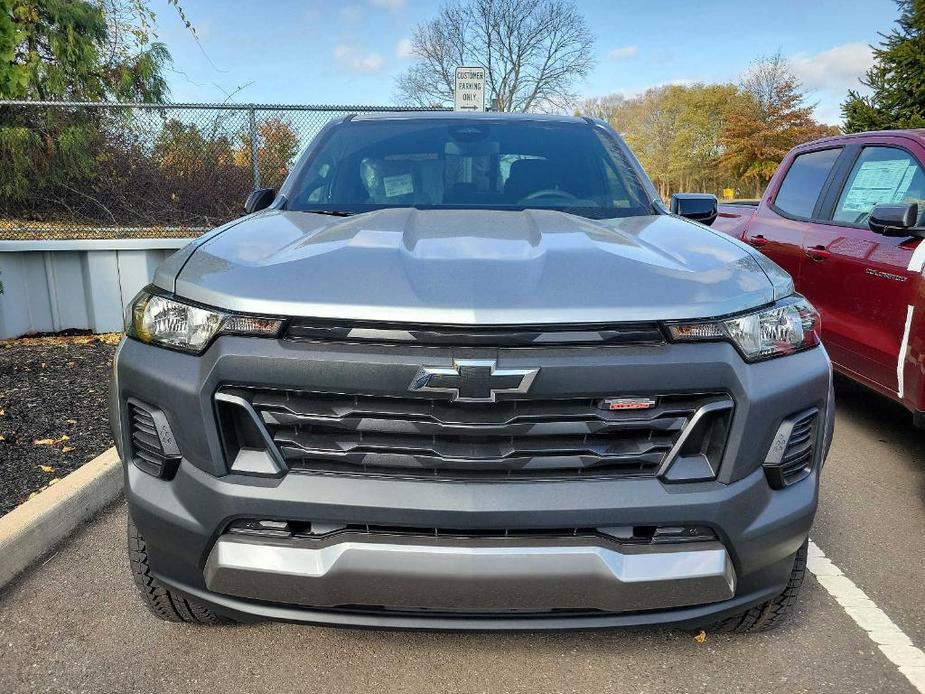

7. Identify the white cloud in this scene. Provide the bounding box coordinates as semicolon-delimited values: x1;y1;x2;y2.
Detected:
788;42;874;125
369;0;406;10
396;38;414;59
333;43;385;73
789;42;873;92
608;46;639;60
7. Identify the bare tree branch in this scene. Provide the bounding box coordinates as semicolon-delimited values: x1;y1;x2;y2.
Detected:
394;0;595;112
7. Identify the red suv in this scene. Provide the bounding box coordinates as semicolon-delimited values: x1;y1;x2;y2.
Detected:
712;130;925;424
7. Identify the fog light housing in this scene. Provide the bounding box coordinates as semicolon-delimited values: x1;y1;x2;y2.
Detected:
126;399;180;479
764;408;819;489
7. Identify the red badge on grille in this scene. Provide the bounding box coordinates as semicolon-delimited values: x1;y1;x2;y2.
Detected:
600;397;657;411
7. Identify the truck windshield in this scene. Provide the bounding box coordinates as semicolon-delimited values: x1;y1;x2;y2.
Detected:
285;119;653;219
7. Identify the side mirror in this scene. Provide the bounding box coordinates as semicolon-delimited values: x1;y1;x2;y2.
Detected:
671;193;718;226
868;202;920;236
244;187;276;214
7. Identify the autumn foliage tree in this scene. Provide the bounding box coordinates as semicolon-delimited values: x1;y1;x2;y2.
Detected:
148;117;251;225
720;54;838;197
579;55;836;200
235;118;300;189
581;84;750;198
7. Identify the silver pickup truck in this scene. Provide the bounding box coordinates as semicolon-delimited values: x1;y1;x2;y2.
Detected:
111;112;833;632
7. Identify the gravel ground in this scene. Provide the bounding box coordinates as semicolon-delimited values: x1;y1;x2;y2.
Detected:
0;332;119;516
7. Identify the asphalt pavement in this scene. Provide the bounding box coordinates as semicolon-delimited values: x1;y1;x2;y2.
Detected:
0;375;923;694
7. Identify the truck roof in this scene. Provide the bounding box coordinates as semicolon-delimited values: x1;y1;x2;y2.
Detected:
798;128;925;150
349;111;589;125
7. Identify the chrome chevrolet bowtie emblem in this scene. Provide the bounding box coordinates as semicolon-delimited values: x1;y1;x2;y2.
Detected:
409;359;539;403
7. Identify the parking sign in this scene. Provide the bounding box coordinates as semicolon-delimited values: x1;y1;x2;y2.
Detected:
454;67;485;112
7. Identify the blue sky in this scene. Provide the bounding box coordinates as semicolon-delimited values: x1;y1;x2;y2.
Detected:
150;0;899;124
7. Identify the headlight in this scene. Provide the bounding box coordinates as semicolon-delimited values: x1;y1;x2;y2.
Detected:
668;297;820;362
127;290;283;353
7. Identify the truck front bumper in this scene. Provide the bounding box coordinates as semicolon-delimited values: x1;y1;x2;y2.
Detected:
204;534;735;613
113;335;833;629
124;456;817;629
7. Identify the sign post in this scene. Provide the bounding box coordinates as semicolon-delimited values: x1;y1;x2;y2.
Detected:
454;67;486;112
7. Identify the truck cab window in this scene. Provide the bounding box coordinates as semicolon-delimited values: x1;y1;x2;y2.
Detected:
833;147;925;226
773;148;842;219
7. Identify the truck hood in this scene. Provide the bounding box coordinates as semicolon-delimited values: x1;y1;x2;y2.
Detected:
165;208;780;324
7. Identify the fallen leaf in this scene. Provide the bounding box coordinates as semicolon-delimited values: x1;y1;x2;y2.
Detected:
694;630;706;643
47;478;60;486
0;331;123;348
39;465;55;473
33;434;70;446
0;434;5;441
0;408;5;416
62;446;75;453
66;419;77;425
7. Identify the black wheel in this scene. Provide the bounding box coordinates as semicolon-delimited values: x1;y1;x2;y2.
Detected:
709;540;808;633
127;516;233;625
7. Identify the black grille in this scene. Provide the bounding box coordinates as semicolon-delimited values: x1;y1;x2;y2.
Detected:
127;399;180;479
228;388;731;480
284;320;665;346
765;409;818;489
226;518;717;545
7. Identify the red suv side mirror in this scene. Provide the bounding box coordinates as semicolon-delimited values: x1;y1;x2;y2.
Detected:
869;202;923;237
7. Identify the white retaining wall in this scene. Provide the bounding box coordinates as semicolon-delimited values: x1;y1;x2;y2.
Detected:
0;238;193;339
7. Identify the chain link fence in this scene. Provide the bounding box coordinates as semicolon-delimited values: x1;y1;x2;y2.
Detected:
0;101;441;240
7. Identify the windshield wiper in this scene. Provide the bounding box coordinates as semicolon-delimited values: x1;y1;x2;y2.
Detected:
303;209;355;217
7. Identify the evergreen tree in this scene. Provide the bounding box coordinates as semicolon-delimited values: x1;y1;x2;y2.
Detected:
842;0;925;132
0;1;192;210
0;0;182;102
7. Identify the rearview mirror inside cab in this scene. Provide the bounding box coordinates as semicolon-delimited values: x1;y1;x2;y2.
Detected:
868;202;924;237
244;187;276;214
671;193;718;226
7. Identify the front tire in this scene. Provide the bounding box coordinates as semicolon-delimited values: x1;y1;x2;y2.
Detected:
127;516;233;625
709;540;808;633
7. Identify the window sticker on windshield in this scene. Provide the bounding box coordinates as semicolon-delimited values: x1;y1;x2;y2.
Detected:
841;159;917;212
383;173;414;198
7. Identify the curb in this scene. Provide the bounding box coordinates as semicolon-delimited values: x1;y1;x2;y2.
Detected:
0;447;123;591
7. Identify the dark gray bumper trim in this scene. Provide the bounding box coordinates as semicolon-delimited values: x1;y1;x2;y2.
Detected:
204;535;735;613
